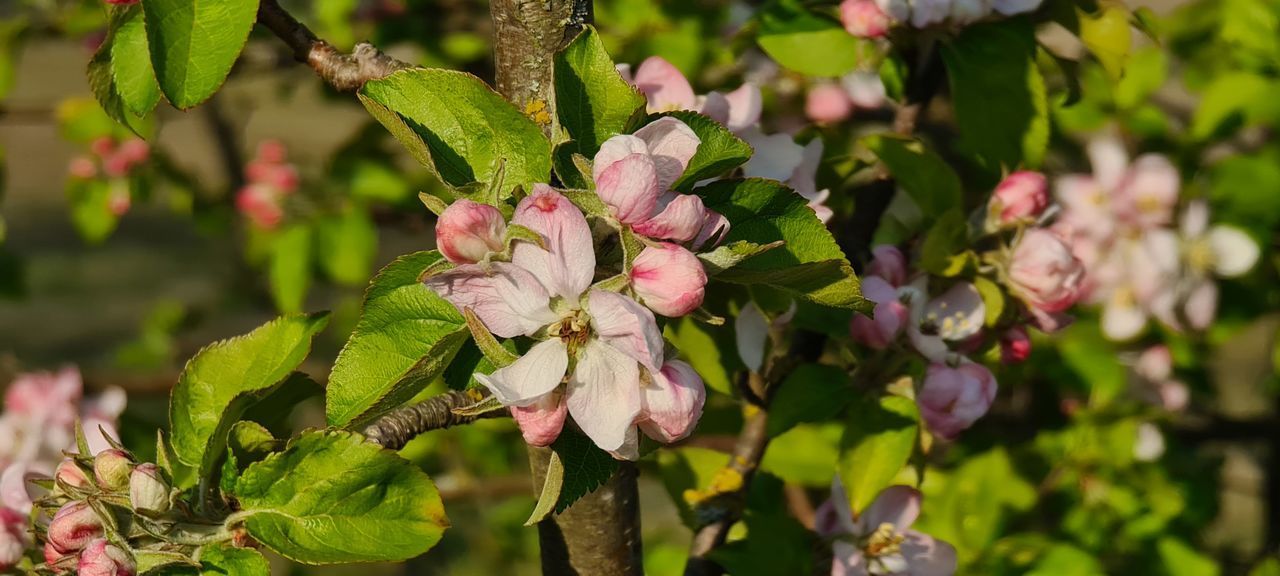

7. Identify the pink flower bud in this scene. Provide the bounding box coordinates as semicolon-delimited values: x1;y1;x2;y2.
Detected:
999;326;1031;364
128;464;170;513
90;137;115;158
102;154;131;178
78;539;135;576
988;171;1048;225
107;189;131;217
840;0;892;37
47;502;104;554
630;243;707;317
919;362;997;439
510;392;567;447
0;508;27;569
256;139;288;164
435;199;507;264
236;184;285;230
1009;229;1085;314
805;83;854;124
116;139;150;166
55;459;91;492
44;541;64;567
866;245;906;286
639;360;706;443
1135;345;1172;383
850;276;908;349
93;449;133;491
69;156;98;179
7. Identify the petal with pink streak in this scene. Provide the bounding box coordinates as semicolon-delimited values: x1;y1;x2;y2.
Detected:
587;290;665;372
594;153;662;224
0;465;36;514
512;186;597;300
638;360;706;443
629;243;707;317
424;263;558;338
474;339;568;406
633;56;697;113
593;135;650;184
693;210;730;250
566;341;643;454
633;193;708;242
633;117;701;191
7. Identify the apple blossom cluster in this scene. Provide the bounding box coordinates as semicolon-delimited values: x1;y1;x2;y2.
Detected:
805;71;888;125
1053;138;1260;340
816;476;956;576
850;171;1088;440
840;0;1044;33
425;117;723;459
235;140;300;230
620;57;836;222
67;137;151;217
0;368;125;571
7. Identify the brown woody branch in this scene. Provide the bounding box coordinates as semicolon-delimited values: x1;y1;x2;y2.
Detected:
362;390;507;450
256;0;412;91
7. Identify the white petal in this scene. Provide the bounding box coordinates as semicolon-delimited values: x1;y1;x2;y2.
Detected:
735;302;769;373
1184;279;1218;330
740;128;804;182
633;117;701;191
566;341;643;453
1208;226;1260;277
512;186;596;300
475;339;569;405
1102;297;1147;341
1087;136;1129;191
588;290;665;372
856;485;921;534
1181;199;1210;238
423;263;558;338
724;83;763;132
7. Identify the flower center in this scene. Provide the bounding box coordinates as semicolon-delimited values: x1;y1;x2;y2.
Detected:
1185;238;1215;275
549;309;592;355
862;523;905;559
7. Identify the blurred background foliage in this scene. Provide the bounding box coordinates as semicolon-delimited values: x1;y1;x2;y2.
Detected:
1;0;1279;574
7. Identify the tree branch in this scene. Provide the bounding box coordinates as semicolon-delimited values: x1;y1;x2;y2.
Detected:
257;0;412;91
362;390;507;449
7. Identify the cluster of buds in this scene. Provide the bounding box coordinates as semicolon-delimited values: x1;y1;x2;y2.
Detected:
1052;138;1259;340
850;171;1087;439
236;140;300;230
66;137;151;216
38;446;173;575
840;0;1044;32
426;117;727;459
619;57;836;222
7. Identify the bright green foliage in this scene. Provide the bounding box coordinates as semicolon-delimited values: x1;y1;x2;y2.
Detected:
761;422;841;486
916;447;1036;562
268;225;312;314
315;208;378;286
231;430;448;564
360;69;553;200
649;111;753;190
169;313;328;477
699;178;867;311
554;26;647;158
66;179;122;243
1190;72;1280;139
655;446;730;527
838;394;919;514
88;5;157;131
1077;4;1134;82
756;0;871;77
919;210;969;275
664;316;739;395
766;364;851;437
942;18;1049;170
1158;538;1221;576
141;0;259;109
864;135;963;221
191;545;270;575
326;251;469;427
551;430;618;513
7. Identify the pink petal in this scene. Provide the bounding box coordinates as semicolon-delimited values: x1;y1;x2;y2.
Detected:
806;83;854;124
832;541;870;576
587;290;665;372
633;193;709;243
512;185;596;300
638;360;706;443
735;302;769;374
424;263;558;338
629;243;708;317
0;464;36;514
511;391;568;446
740;128;804;182
900;531;958;576
724;83;763;131
1087;136;1129;191
633;117;701;192
474;339;569;405
856;485;921;533
697;92;731;126
593;134;650;184
633;56;697;113
693;210;731;250
1184;279;1218;330
566;341;643;454
595;153;662;224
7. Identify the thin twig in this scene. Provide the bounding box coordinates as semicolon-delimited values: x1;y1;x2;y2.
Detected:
362;390;508;450
256;0;412;91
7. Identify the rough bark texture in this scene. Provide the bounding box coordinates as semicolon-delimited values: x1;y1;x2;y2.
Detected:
258;0;411;91
362;390;506;449
489;1;642;573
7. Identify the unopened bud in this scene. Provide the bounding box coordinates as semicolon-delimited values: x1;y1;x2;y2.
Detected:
93;449;133;491
47;502;104;554
128;464;170;514
629;243;707;317
55;459;91;492
840;0;892;37
78;539;136;576
988;171;1048;227
436;199;507;264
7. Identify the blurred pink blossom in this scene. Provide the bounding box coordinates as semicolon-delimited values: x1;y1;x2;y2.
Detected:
815;477;957;576
840;0;892;37
919;361;997;439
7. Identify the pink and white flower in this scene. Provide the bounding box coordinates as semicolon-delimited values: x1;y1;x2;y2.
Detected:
78;538;135;576
815;476;957;576
806;83;855;125
918;361;997;439
987;171;1048;228
436;199;507;264
840;0;892;37
236;140;300;230
741;131;833;222
425;187;704;459
1008;229;1084;329
850;276;909;350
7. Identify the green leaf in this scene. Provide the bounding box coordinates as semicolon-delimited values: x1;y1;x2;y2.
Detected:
1078;4;1133;81
66;179;122;244
1058;320;1126;405
863;135;963;221
699;179;867;311
919;210;969;275
169;313;328;476
914;447;1035;560
315;208;378;286
326;251;469;427
698;240;784;276
1250;558;1280;576
664;316;740;395
232;430;448;564
649;111;753;190
761;423;842;486
1112;47;1166;110
756;0;872;77
110;5;160;117
525;449;565;525
1158;538;1221;576
135;549;196;574
141;0;259;109
941;18;1049;170
554;26;646;158
268;225;312;314
767;364;851;437
192;545;269;575
973;276;1006;327
1190;72;1280;140
360;69;552;200
551;429;618;513
838;394;919;514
